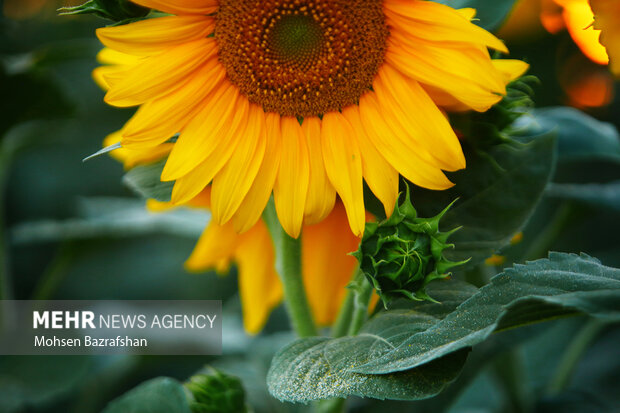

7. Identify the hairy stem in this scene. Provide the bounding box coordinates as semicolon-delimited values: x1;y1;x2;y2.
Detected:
347;275;373;336
278;229;317;337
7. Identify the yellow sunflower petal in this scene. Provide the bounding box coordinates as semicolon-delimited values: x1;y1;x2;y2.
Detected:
374;64;466;171
342;106;399;217
96;15;214;56
145;198;174;212
185;220;238;272
457;8;477;21
121;59;225;147
96;48;140;65
131;0;218;15
321;112;365;237
358;93;454;190
211;104;267;225
92;66;118;91
384;0;508;53
104;38;215;107
235;220;283;334
274;116;310;239
162;82;246;180
302;117;337;225
492;59;531;84
388;33;506;96
302;203;360;326
92;49;141;91
103;130;171;169
232;113;282;233
169;101;249;205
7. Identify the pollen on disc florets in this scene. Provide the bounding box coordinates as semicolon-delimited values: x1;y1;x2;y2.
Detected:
215;0;388;118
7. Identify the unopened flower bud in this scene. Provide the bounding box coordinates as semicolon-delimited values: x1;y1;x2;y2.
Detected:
185;368;248;413
354;189;468;307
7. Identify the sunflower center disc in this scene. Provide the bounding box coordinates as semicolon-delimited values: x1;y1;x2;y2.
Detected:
216;0;388;118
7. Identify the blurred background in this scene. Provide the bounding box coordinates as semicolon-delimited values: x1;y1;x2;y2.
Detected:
1;0;619;412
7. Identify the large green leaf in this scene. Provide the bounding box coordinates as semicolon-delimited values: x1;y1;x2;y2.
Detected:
354;253;620;375
267;282;477;402
434;0;518;30
102;377;191;413
410;133;556;268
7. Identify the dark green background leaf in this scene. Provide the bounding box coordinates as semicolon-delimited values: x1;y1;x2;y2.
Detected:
122;160;174;202
511;107;620;163
0;356;92;412
410;133;556;268
546;181;620;212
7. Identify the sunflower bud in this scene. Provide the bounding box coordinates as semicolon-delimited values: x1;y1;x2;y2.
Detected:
59;0;149;22
354;190;467;307
185;369;248;413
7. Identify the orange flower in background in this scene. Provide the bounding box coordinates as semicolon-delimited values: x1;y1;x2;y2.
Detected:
500;0;616;107
95;0;527;241
590;0;620;76
551;0;609;65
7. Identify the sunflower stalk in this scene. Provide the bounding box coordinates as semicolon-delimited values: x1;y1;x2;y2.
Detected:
346;272;374;336
263;200;317;337
331;267;366;338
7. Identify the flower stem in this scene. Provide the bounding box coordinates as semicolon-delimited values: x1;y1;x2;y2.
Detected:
331;268;372;338
331;271;358;338
263;199;317;337
525;202;573;261
347;274;373;336
546;319;607;395
278;229;318;337
493;349;530;413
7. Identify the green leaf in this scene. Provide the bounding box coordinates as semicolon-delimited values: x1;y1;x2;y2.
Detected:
59;0;149;22
546;181;620;212
122;160;174;202
410;133;556;268
353;253;620;375
0;356;91;413
11;197;208;244
510;107;620;163
102;377;192;413
434;0;518;30
267;281;476;402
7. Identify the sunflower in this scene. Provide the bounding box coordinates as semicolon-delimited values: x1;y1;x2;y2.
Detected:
96;0;527;239
590;0;620;76
104;125;369;333
147;192;365;333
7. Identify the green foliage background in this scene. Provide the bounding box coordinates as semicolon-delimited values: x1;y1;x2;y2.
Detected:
1;1;619;412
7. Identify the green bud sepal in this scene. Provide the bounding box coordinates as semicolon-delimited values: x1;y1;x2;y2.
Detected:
353;187;469;308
